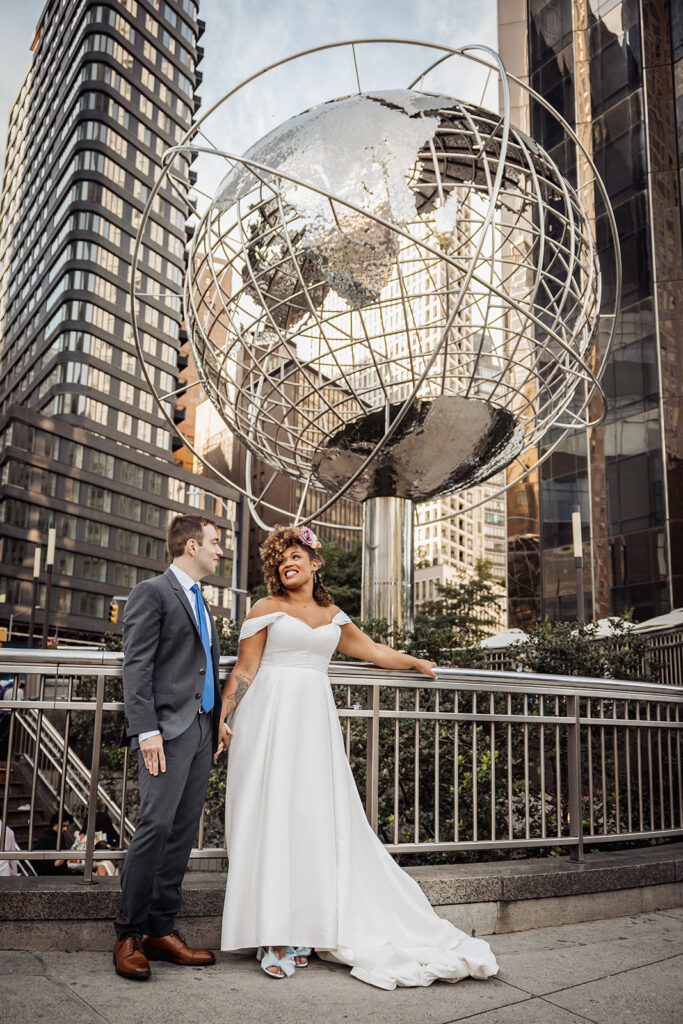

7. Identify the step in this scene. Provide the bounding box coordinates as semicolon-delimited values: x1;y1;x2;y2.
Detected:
0;843;680;951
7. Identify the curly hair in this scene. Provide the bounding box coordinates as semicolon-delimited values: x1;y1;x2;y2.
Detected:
259;524;333;607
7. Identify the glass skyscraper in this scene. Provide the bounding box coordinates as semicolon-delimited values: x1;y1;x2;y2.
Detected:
499;0;683;626
0;0;242;641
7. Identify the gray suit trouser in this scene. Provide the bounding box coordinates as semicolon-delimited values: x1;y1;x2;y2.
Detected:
115;712;212;939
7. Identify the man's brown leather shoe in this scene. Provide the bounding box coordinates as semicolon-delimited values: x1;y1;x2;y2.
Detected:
113;936;151;980
143;930;216;966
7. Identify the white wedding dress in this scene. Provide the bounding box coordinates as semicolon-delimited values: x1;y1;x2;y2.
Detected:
220;610;498;990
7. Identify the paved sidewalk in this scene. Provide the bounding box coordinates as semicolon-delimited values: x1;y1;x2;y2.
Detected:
1;909;681;1024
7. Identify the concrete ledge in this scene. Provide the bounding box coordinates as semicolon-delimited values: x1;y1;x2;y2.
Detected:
1;843;680;950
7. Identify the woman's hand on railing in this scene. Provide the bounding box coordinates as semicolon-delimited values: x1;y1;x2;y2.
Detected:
413;658;438;679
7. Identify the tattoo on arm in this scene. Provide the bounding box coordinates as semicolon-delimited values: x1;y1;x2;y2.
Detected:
223;672;252;717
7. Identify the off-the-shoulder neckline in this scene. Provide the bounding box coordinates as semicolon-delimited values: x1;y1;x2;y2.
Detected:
243;609;349;631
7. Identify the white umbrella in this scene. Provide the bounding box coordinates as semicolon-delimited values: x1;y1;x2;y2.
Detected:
479;628;528;649
631;608;683;633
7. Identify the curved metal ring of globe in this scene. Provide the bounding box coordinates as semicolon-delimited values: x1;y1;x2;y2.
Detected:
185;84;606;509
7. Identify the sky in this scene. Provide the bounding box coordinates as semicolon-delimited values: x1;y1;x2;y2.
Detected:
0;0;498;174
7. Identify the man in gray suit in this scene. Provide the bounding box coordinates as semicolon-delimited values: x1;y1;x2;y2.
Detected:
113;514;226;980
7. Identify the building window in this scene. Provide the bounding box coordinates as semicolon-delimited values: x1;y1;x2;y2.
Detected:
119;496;142;521
90;451;115;478
114;563;137;587
82;557;107;582
85;520;110;546
56;551;75;575
78;592;105;618
86;485;112;513
120;462;144;489
64;478;80;503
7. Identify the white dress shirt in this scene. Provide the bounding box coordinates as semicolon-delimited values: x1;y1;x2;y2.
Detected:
138;564;213;744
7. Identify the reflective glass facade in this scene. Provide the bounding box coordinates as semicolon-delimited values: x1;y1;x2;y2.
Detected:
501;0;683;625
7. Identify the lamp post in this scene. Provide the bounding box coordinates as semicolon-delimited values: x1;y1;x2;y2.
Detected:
41;528;56;647
572;505;585;623
28;546;41;648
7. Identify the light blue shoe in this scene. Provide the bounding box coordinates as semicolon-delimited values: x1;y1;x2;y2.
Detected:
286;946;313;968
257;946;296;978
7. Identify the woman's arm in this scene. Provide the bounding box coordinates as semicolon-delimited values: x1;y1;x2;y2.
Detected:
336;621;437;679
213;628;267;761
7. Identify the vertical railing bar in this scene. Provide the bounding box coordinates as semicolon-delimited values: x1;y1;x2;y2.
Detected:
523;693;530;840
555;695;562;838
613;699;620;835
27;671;47;851
656;703;664;831
365;682;380;833
1;676;19;852
599;698;607;834
394;687;399;845
567;692;584;862
490;692;495;841
81;673;105;884
472;691;478;843
454;689;459;843
434;689;440;844
676;705;682;828
587;698;594;835
414;687;420;843
625;700;632;834
56;675;73;839
647;701;654;831
540;693;546;839
636;702;644;832
507;692;513;840
666;705;673;831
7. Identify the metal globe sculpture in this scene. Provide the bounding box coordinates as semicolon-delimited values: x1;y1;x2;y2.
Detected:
187;87;602;505
131;41;619;629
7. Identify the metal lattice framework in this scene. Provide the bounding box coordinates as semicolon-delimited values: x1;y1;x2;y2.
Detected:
130;40;621;529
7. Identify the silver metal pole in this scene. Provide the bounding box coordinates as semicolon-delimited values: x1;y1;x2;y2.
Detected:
361;496;414;633
572;505;585;623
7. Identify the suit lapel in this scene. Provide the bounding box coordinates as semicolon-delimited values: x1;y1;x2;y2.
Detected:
164;567;201;637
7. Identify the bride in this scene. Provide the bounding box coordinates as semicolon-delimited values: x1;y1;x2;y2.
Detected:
215;524;498;989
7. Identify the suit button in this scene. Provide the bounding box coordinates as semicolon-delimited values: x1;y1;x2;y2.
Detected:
199;668;205;675
195;693;201;699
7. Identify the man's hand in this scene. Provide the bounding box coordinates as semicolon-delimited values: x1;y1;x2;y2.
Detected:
140;733;166;775
213;721;233;763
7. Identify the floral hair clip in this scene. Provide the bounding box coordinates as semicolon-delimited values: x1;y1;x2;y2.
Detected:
295;526;322;550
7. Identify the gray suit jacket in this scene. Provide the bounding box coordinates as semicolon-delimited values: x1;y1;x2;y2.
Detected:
122;568;221;752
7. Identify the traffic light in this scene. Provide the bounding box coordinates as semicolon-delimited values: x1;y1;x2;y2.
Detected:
109;600;119;624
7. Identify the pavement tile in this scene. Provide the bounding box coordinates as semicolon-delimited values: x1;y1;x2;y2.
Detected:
65;955;527;1024
545;955;683;1024
0;974;100;1023
448;997;599;1023
484;913;672;956
0;950;44;975
492;913;683;995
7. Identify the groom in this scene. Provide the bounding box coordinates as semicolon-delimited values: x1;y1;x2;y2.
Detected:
113;514;224;980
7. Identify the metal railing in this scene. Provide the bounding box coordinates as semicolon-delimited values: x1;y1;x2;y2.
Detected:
1;649;681;878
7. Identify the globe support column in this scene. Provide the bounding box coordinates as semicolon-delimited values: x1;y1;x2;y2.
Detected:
361;496;414;634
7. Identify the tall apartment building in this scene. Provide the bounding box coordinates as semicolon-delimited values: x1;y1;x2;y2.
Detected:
414;480;508;633
499;0;683;627
0;0;243;641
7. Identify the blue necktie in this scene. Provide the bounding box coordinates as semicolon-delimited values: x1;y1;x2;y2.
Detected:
191;584;214;713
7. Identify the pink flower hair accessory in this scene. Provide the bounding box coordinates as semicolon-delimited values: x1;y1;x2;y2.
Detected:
295;526;322;550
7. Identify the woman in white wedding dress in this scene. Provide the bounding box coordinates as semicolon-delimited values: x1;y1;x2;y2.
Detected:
215;524;498;989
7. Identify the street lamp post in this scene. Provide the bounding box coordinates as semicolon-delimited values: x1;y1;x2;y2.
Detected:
28;546;41;648
41;528;56;648
572;505;585;623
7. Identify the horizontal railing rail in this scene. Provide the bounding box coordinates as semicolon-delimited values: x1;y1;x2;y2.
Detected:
1;649;681;879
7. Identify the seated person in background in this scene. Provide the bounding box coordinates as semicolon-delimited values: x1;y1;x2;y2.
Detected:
33;810;75;875
0;818;20;877
94;839;118;877
83;800;119;847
